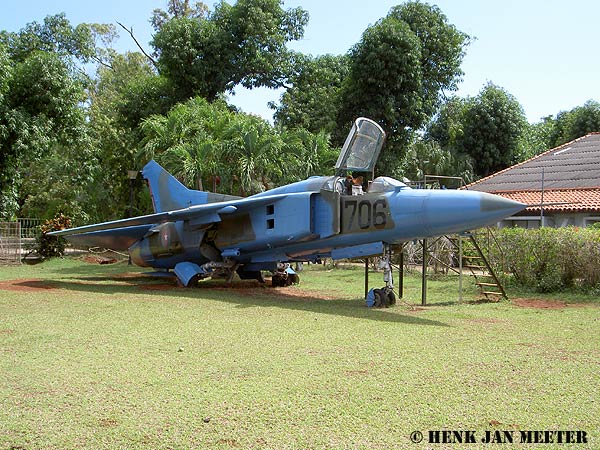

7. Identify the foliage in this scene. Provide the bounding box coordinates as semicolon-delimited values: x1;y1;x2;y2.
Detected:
550;100;600;147
0;13;116;68
428;83;527;177
515;115;556;161
0;14;116;220
483;227;600;292
151;0;308;103
515;100;600;161
88;52;159;220
139;96;336;195
337;1;469;168
150;0;210;31
0;49;87;219
396;139;474;184
271;54;349;134
36;213;72;258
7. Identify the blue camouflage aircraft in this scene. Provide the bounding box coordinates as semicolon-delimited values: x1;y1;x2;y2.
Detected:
50;118;525;298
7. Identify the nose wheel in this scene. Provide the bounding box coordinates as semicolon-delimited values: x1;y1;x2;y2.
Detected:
368;286;397;307
366;244;398;308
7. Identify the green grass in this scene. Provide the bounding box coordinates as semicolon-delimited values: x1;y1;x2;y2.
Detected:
1;258;599;449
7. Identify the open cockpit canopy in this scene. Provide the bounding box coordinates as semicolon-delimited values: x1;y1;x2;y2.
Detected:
335;117;386;175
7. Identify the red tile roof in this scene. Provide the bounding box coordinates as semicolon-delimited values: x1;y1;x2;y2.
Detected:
495;188;600;213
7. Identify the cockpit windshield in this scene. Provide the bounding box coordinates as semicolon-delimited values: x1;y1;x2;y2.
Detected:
335;118;385;175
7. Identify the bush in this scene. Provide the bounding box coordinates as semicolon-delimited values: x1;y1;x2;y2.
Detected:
37;214;72;258
483;227;600;293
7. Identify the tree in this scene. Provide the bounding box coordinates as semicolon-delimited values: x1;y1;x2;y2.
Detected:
151;0;210;31
429;83;527;178
86;52;159;220
336;1;469;166
0;14;115;220
396;139;474;184
516;115;556;162
151;0;309;103
271;54;349;134
0;50;87;219
1;13;116;69
551;100;600;147
138;96;337;196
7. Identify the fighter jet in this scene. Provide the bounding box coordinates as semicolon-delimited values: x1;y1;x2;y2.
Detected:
50;118;525;290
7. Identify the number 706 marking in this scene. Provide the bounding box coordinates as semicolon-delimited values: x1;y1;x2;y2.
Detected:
344;199;388;230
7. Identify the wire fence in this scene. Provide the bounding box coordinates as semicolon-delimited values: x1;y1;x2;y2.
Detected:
17;218;43;239
0;222;21;265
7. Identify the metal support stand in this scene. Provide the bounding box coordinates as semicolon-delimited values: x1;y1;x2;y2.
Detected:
398;243;404;298
459;234;463;302
421;238;427;306
364;257;369;300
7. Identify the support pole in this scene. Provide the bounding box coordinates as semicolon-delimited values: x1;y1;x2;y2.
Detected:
364;258;369;300
422;239;427;306
459;235;463;303
398;243;404;298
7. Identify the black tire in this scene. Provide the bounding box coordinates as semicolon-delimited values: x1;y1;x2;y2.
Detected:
386;289;396;306
272;273;286;287
380;289;390;308
373;290;382;307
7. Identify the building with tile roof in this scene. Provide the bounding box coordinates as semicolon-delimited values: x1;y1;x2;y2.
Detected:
465;133;600;228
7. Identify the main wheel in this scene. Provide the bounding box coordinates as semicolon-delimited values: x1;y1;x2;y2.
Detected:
288;273;300;285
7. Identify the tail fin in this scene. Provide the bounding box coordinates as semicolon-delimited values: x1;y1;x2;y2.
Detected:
142;160;240;212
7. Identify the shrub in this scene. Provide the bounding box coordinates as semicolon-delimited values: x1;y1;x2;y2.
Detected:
483;227;600;293
37;214;72;258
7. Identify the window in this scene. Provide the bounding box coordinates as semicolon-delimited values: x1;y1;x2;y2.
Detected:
267;219;275;229
266;205;274;215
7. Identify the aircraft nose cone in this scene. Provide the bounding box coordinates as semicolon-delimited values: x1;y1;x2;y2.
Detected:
421;190;526;236
479;192;525;215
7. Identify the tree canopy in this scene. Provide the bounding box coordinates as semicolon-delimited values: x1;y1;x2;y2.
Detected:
152;0;308;103
272;1;470;174
428;83;527;177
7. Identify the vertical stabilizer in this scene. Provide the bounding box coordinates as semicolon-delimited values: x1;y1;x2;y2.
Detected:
142;160;240;213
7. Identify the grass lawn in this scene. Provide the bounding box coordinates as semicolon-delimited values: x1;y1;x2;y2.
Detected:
1;258;598;449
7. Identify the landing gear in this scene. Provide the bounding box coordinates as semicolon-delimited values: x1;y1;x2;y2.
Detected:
236;268;266;283
368;287;396;307
366;244;397;308
271;264;300;287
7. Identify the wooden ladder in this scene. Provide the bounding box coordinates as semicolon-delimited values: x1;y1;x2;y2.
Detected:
457;232;507;301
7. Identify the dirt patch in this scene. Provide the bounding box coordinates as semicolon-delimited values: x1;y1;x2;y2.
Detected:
512;298;567;309
345;369;369;376
99;418;118;427
0;279;57;292
82;255;118;265
272;286;339;300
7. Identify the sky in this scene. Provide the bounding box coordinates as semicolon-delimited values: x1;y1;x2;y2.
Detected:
1;0;599;124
